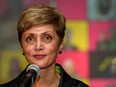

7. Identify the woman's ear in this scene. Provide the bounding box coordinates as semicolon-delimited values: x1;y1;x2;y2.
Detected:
59;42;64;51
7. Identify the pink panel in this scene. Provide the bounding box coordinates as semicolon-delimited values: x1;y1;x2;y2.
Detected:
0;0;6;16
23;0;51;7
89;21;116;51
56;0;87;19
90;79;116;87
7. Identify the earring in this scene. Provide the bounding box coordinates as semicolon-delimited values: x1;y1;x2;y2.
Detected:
59;51;62;54
22;53;25;55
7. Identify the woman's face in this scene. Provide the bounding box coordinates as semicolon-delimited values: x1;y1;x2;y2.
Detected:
21;24;63;69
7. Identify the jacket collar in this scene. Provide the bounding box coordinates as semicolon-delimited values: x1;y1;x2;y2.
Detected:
56;64;73;87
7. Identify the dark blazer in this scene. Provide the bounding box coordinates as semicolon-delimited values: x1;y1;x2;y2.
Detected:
0;64;89;87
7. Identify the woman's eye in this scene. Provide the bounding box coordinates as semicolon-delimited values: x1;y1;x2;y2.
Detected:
26;36;35;43
42;35;52;43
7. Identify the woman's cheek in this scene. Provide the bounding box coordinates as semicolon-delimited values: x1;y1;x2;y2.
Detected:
23;45;33;55
47;44;59;54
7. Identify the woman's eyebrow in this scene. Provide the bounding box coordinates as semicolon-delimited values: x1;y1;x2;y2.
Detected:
41;31;56;35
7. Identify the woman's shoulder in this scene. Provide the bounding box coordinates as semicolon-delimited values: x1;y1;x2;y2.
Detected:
0;78;18;87
70;78;89;87
56;63;89;87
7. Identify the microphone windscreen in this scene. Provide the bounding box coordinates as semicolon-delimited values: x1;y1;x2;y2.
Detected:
26;64;40;77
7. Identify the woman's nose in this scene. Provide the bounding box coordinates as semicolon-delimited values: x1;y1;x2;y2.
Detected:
34;40;44;51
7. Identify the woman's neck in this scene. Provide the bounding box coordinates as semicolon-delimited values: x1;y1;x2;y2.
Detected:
33;64;61;87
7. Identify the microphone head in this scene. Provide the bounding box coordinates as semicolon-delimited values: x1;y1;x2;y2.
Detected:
26;64;40;77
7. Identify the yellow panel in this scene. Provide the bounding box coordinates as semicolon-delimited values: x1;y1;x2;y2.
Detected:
0;50;28;83
65;20;89;51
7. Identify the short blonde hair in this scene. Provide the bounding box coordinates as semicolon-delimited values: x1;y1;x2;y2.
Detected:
17;4;66;44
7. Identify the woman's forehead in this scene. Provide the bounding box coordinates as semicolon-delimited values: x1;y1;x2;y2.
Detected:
23;24;56;35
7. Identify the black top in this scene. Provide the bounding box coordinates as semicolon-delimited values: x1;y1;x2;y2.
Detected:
0;64;89;87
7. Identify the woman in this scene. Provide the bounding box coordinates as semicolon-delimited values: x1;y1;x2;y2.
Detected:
0;4;89;87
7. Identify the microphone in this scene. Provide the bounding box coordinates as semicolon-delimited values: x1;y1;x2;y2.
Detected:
19;64;40;87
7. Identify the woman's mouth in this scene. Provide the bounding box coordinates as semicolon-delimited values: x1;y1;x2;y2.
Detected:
33;54;46;59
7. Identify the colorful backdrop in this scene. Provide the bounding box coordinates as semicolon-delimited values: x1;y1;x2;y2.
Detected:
0;0;116;86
